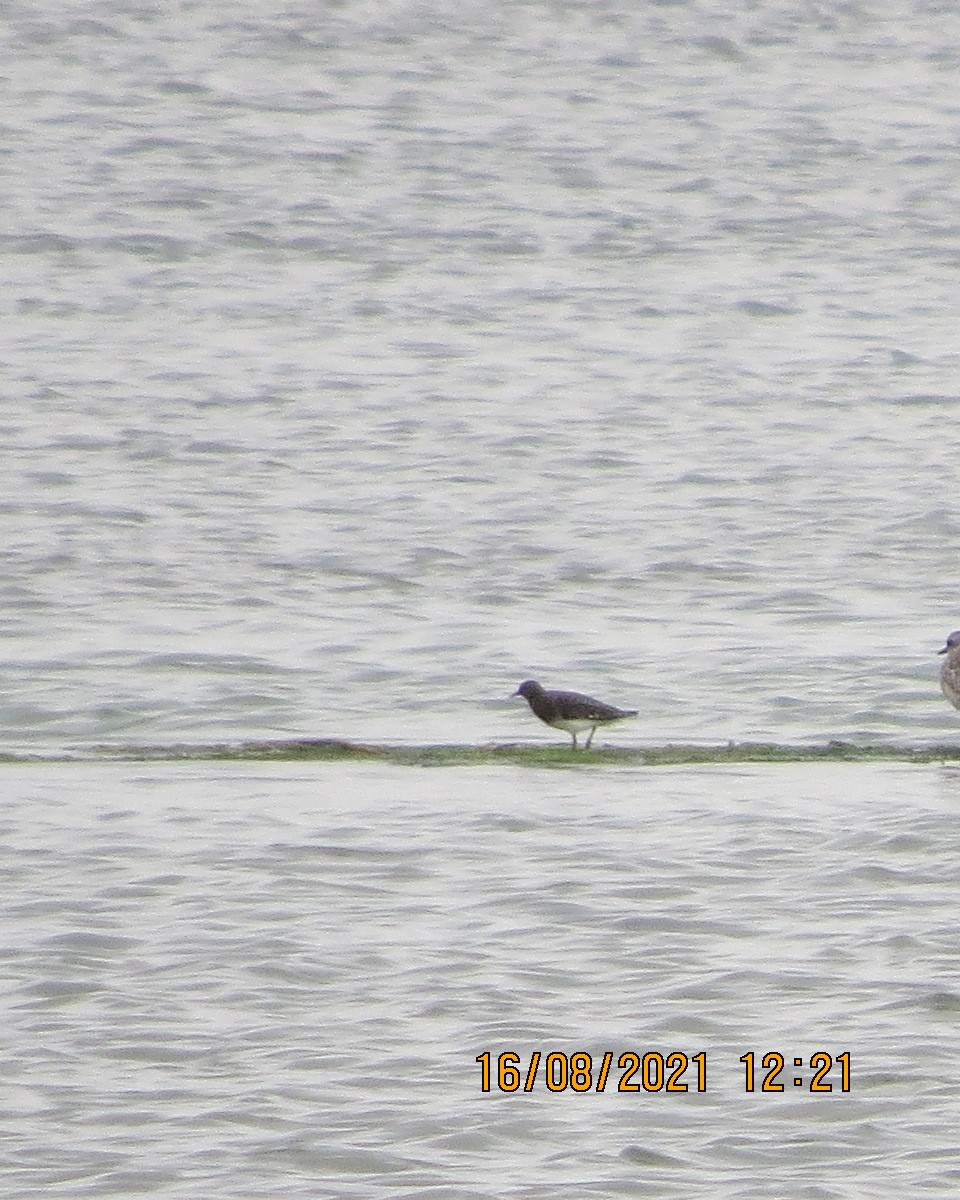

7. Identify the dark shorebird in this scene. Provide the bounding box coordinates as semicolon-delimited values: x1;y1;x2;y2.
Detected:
938;631;960;712
513;680;637;749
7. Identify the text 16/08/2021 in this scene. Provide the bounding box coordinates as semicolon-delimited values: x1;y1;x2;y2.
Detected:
476;1051;851;1094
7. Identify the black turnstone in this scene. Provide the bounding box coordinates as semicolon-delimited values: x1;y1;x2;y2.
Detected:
938;631;960;713
513;680;638;749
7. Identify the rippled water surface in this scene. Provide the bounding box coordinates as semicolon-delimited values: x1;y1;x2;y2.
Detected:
3;1;960;750
3;761;960;1198
3;0;960;1194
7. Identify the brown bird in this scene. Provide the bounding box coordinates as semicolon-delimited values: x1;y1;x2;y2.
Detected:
938;631;960;713
513;680;637;749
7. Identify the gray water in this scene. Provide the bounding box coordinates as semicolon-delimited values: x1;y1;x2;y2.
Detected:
4;761;960;1198
3;1;960;1195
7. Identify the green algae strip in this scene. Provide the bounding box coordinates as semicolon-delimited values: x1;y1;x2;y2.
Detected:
3;739;960;766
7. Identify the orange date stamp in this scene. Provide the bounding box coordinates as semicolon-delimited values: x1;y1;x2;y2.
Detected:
476;1050;707;1093
475;1050;851;1093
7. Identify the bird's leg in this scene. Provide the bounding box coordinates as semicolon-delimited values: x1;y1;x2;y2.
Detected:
570;731;578;750
585;725;596;749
